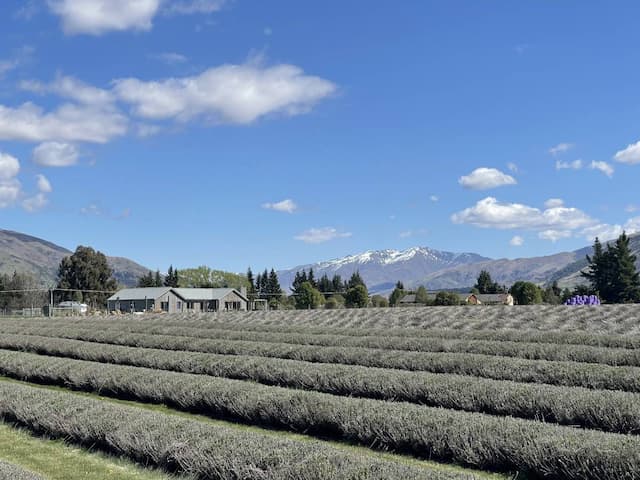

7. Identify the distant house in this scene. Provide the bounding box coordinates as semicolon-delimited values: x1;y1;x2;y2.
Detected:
107;287;249;313
398;294;418;305
466;293;514;306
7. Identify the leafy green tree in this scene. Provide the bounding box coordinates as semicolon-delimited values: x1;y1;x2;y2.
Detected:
370;295;389;308
389;287;406;306
57;246;117;307
415;285;429;304
345;284;369;308
433;291;461;306
294;281;324;309
324;296;341;309
510;281;542;305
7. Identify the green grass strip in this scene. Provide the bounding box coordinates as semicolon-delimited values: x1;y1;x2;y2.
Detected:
0;423;175;480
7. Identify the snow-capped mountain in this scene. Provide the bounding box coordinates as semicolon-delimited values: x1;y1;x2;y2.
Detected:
277;247;491;293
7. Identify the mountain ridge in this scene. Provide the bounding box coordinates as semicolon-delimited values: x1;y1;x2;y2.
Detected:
0;229;150;287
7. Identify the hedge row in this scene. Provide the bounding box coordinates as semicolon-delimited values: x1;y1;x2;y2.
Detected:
0;460;43;480
1;338;640;434
3;323;640;367
7;319;640;355
53;317;640;350
0;381;467;480
2;351;640;479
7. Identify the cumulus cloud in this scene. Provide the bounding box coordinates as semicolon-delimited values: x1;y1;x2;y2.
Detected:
556;159;583;170
113;63;336;124
36;174;53;193
0;152;21;208
294;227;352;244
538;230;572;242
614;140;640;165
47;0;162;35
0;102;128;143
262;199;297;214
451;197;595;232
589;161;614;177
544;198;564;209
32;142;80;167
509;235;524;246
458;167;517;190
22;193;48;212
21;75;115;106
549;143;574;156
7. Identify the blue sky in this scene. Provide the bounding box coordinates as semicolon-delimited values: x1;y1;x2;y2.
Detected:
1;0;639;273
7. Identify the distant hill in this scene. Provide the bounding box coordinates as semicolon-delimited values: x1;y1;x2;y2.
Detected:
0;229;150;287
277;247;491;293
277;233;640;293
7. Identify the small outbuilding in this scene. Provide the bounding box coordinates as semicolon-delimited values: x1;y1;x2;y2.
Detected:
466;293;514;306
107;287;249;313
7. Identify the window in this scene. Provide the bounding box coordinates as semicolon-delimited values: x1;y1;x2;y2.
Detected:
160;301;169;312
176;301;182;311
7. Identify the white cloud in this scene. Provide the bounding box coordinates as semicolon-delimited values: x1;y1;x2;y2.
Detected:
509;235;524;246
113;63;336;124
399;230;413;238
451;197;595;233
21;75;115;106
153;52;188;65
458;167;517;190
507;162;518;173
614;140;640;165
544;198;564;209
0;153;21;180
32;142;80;167
0;152;21;208
626;217;640;232
164;0;224;15
538;230;572;242
589;160;614;177
36;174;53;193
22;193;48;212
14;1;40;20
581;224;625;243
0;45;34;79
0;102;128;143
626;204;639;213
294;227;352;244
556;159;583;170
262;199;297;214
47;0;161;35
549;143;574;156
430;195;439;202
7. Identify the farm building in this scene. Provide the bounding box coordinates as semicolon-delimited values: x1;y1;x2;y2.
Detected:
465;293;514;306
107;287;249;313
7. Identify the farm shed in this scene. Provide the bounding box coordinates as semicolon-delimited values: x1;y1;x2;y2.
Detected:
107;287;249;313
466;293;514;306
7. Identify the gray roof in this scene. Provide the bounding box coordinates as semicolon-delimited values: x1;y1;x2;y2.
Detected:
399;294;417;303
471;293;511;303
108;287;249;303
107;287;172;301
173;288;247;301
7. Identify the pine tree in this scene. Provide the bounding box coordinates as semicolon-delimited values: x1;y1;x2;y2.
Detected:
331;275;344;293
348;271;365;289
154;270;162;287
395;281;405;290
267;269;283;304
247;268;255;295
318;274;332;293
138;271;155;287
612;232;640;303
307;268;316;288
